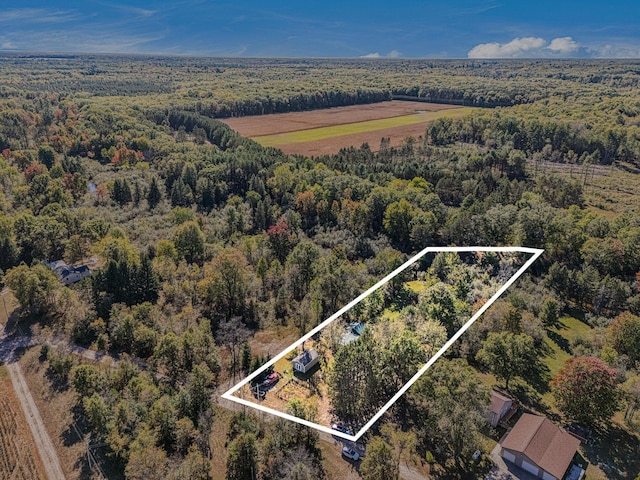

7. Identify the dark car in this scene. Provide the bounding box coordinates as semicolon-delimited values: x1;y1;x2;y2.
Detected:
331;423;353;436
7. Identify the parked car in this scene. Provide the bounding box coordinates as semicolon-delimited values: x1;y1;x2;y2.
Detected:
261;372;281;388
342;446;359;461
331;423;353;436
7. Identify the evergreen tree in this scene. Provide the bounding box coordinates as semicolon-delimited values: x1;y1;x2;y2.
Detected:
113;178;132;206
171;178;194;207
133;181;142;206
147;177;162;210
226;433;257;480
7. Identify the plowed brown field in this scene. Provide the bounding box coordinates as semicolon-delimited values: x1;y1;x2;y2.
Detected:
221;100;469;156
222;101;458;136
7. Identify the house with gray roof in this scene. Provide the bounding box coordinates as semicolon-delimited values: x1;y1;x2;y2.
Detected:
292;348;319;374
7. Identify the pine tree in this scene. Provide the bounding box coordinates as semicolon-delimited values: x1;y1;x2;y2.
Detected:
113;178;132;206
133;181;142;206
171;178;194;207
147;177;162;210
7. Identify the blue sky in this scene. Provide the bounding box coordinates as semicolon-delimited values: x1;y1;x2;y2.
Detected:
0;1;639;58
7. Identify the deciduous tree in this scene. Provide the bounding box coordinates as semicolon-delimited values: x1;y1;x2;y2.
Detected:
477;332;536;390
360;436;399;480
226;433;258;480
550;356;619;426
607;311;640;366
173;221;205;264
5;263;59;314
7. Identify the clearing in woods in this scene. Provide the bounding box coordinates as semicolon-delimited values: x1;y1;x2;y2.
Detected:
221;101;476;156
223;247;543;442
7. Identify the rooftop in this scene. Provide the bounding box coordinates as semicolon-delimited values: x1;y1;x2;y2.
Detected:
490;389;513;415
293;348;318;366
502;413;580;479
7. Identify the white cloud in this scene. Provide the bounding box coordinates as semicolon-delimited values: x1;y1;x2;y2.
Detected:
360;50;402;59
0;8;80;24
547;36;579;54
468;37;546;58
593;43;640;58
468;36;586;58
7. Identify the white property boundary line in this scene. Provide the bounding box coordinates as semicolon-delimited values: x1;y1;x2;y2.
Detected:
222;246;544;441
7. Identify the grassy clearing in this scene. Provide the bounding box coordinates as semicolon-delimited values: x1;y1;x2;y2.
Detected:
0;290;18;326
406;280;428;294
584;165;640;215
530;161;640;215
253;107;476;146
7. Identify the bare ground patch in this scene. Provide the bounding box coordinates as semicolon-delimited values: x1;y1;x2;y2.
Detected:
221;101;460;137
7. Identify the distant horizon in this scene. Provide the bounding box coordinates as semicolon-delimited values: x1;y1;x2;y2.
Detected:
1;2;639;59
1;49;639;61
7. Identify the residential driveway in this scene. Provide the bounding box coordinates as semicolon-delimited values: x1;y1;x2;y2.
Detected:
485;444;542;480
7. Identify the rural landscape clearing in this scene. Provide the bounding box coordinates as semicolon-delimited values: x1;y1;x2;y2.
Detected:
1;1;640;479
222;101;475;155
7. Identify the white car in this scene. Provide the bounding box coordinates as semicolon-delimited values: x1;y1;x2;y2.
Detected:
342;446;360;461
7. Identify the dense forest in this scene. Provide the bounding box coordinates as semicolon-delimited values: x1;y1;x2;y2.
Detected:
0;55;640;480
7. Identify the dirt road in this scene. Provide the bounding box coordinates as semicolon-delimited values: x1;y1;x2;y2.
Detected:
5;361;66;480
0;328;66;480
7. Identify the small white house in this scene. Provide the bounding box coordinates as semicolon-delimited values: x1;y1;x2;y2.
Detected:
45;260;92;285
292;348;319;374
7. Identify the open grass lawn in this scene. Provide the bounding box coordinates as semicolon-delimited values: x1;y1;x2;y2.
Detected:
531;315;640;480
0;289;18;326
253;107;476;146
544;316;591;377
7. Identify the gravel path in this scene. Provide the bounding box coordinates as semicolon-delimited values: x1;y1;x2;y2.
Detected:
1;329;66;480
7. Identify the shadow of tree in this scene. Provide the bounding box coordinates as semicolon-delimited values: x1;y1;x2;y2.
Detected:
521;355;551;396
431;454;493;479
581;424;640;480
547;330;572;354
508;379;549;416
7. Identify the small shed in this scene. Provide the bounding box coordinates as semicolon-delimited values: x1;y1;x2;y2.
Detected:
488;389;515;428
292;348;319;374
342;322;366;345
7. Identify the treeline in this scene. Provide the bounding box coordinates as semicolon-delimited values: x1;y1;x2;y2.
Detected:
192;89;392;118
146;109;247;150
392;90;521;107
425;113;640;166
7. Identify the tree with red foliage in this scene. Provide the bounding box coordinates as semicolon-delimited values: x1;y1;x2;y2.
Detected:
23;161;47;182
111;146;143;167
550;356;619;426
266;220;296;263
